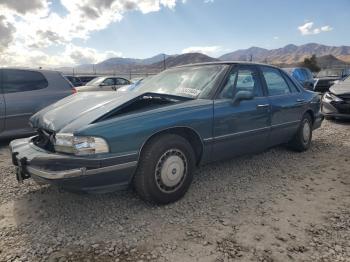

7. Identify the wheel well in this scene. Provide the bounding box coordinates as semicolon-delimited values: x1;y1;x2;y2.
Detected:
140;127;203;166
304;110;315;124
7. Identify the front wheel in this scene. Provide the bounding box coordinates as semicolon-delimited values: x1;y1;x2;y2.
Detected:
288;114;313;152
133;134;196;204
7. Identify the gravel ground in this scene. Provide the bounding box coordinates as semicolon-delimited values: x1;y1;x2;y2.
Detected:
0;119;349;262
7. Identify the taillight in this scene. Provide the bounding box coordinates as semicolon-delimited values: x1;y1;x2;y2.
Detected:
72;88;77;94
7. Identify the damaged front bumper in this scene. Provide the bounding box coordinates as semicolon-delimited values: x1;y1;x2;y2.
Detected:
10;137;138;193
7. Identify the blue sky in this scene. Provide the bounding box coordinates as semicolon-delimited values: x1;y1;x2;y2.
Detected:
0;0;349;66
77;0;350;58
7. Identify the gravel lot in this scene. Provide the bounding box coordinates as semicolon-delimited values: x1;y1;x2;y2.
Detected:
0;120;349;262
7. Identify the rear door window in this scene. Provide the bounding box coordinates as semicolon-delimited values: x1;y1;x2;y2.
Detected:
3;69;48;93
116;78;129;85
261;67;291;96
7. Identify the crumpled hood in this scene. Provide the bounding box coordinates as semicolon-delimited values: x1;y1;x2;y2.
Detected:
30;91;141;133
329;78;350;96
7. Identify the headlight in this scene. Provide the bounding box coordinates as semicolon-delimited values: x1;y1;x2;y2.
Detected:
323;92;343;102
54;133;109;155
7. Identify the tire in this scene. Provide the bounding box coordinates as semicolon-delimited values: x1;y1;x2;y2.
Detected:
288;114;313;152
133;134;196;204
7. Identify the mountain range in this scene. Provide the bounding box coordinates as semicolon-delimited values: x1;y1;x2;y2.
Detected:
64;43;350;74
219;43;350;64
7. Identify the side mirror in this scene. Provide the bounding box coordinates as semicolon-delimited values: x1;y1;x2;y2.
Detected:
99;82;107;87
232;90;254;104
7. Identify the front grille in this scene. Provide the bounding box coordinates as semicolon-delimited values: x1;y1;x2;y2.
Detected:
32;129;55;152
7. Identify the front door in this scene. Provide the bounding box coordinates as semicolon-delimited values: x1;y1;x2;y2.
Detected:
212;65;271;161
260;66;306;146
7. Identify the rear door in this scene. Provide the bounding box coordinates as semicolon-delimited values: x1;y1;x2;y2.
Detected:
260;66;305;146
0;70;5;133
2;69;50;134
115;78;130;90
100;77;116;91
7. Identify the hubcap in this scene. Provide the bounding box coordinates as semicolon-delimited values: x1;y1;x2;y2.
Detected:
302;120;311;143
155;149;187;193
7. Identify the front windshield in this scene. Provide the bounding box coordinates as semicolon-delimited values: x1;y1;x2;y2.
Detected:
136;65;228;99
86;77;105;86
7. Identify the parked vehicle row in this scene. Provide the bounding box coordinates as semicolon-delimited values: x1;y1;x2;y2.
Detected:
10;62;323;204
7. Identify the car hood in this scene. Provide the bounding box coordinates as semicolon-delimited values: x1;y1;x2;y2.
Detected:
329;79;350;95
30;91;156;133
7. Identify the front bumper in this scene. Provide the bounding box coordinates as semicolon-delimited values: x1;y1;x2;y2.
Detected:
10;137;138;193
321;100;350;119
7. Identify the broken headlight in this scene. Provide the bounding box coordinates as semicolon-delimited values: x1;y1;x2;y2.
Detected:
323;92;343;102
54;133;109;155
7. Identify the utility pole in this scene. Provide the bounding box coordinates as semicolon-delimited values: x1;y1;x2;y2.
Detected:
163;54;166;71
249;54;253;62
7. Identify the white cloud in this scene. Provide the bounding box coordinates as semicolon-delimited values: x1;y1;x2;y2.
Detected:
182;46;222;56
298;22;333;35
0;0;186;67
0;43;122;68
273;36;279;40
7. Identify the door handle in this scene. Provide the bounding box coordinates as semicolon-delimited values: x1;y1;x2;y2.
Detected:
256;104;270;109
296;99;305;102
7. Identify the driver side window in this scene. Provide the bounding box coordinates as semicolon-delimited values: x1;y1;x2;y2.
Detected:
219;66;262;99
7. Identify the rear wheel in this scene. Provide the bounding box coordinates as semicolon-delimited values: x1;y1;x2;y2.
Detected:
133;134;196;204
288;114;313;152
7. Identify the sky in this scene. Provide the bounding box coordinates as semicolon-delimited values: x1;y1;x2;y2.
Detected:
0;0;349;67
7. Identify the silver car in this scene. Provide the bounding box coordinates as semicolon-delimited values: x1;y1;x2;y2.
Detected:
0;68;75;138
75;76;131;92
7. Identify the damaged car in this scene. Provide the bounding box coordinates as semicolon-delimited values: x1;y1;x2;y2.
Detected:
321;76;350;119
10;62;323;204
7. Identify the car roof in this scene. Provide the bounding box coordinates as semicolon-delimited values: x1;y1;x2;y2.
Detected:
174;61;282;70
0;67;60;74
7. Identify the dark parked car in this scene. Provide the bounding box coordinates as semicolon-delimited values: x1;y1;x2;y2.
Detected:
10;62;323;204
283;67;315;90
77;75;99;85
321;76;350;119
0;68;75;138
64;75;83;87
76;76;131;92
314;68;349;92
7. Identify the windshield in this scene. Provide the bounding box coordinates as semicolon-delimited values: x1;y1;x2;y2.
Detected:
136;65;228;99
86;77;105;86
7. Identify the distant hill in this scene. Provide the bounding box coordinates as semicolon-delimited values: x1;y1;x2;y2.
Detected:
73;54;172;73
219;43;350;64
68;53;218;74
152;53;219;69
316;55;349;68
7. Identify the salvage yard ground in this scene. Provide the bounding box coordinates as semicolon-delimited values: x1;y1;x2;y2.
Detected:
0;120;349;262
